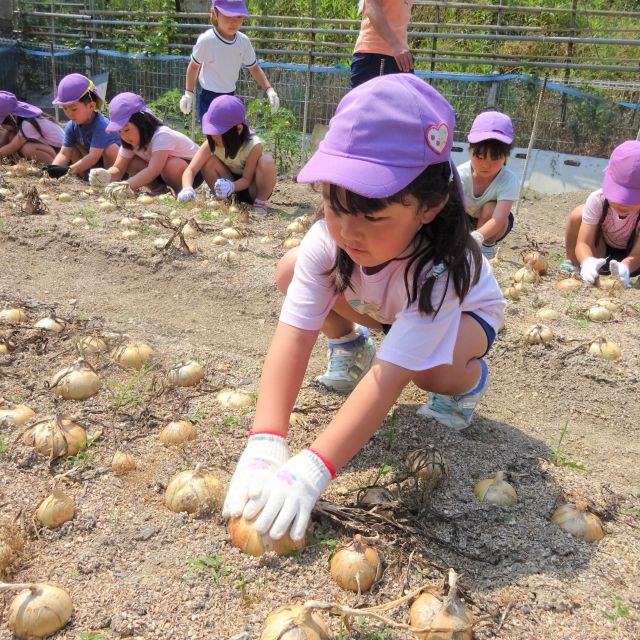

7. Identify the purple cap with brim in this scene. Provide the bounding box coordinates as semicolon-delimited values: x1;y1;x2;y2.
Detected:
212;0;249;17
105;92;157;132
53;73;101;105
0;91;42;121
202;95;247;135
467;111;514;145
298;74;460;200
602;140;640;206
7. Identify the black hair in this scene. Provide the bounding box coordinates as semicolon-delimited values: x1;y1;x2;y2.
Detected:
469;139;512;162
78;90;103;110
323;162;482;317
597;198;639;254
206;123;251;160
3;114;48;141
119;111;163;150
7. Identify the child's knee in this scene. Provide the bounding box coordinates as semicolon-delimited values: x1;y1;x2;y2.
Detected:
478;201;497;222
275;248;298;294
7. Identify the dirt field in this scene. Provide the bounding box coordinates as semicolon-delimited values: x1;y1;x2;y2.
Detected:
0;164;638;640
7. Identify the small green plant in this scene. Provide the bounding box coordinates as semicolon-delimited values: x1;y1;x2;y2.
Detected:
0;435;7;455
106;363;157;410
32;227;47;237
147;88;192;135
186;407;208;424
623;507;640;519
184;553;231;585
65;437;96;468
551;418;586;471
79;632;105;640
601;591;630;630
235;579;257;606
72;208;98;228
307;524;339;556
338;618;394;639
199;210;213;222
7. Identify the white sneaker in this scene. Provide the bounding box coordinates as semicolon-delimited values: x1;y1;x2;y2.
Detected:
315;327;376;393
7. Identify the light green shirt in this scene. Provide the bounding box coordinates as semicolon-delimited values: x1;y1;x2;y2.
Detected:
457;160;519;218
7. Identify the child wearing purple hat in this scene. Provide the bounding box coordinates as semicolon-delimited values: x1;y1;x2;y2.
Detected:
0;91;64;164
562;140;640;288
221;75;505;543
179;0;279;122
49;73;120;178
177;95;276;213
89;92;216;197
456;111;519;259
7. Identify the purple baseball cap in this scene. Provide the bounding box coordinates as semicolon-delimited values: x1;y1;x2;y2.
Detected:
467;111;514;144
202;95;247;135
0;91;42;121
53;73;102;105
212;0;249;16
602;140;640;206
298;74;459;199
105;92;157;132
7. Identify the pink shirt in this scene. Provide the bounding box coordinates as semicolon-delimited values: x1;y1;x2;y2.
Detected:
20;118;64;148
280;221;505;371
118;126;199;162
582;189;640;249
354;0;413;56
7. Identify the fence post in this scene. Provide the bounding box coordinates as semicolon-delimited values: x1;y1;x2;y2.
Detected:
301;0;316;161
487;0;503;107
560;0;578;127
429;4;440;81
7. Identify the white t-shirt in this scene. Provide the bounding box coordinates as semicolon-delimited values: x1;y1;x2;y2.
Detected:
118;126;199;163
20;118;64;148
214;134;263;175
280;221;505;371
582;189;640;249
457;161;519;218
192;28;257;93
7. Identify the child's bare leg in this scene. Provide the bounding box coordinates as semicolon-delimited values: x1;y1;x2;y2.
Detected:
160;157;190;192
564;205;584;264
476;201;509;243
199;155;223;187
250;153;277;201
102;143;119;169
0;129;12;146
20;142;56;164
124;157;148;178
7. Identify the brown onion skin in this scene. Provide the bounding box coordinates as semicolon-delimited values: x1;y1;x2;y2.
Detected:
8;583;73;640
260;604;329;640
329;535;381;592
228;515;306;557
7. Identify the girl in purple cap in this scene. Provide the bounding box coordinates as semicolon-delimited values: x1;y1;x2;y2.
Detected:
178;95;276;214
561;140;640;287
0;91;64;163
89;92;216;197
221;75;505;544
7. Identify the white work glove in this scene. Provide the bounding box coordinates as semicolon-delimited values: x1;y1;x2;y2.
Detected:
266;87;280;114
222;433;289;519
179;90;194;115
104;181;135;199
244;449;332;541
579;256;607;284
88;167;111;187
176;187;196;203
609;259;631;288
214;178;234;200
470;230;484;246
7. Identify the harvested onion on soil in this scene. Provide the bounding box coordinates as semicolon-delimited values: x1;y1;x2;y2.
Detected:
523;324;554;345
357;485;395;507
216;389;254;408
36;488;74;528
0;521;24;576
535;307;559;322
587;305;613;322
474;471;518;506
168;360;204;387
165;466;225;514
283;237;301;249
588;337;621;361
405;447;449;486
551;502;604;542
556;277;582;291
0;403;35;427
111;450;137;474
112;341;154;369
75;335;108;356
597;275;623;291
595;298;620;313
522;250;548;274
34;314;65;333
49;358;101;400
137;194;154;205
159;420;198;446
0;307;28;325
6;582;73;640
502;286;520;301
23;416;87;459
513;264;540;284
228;515;306;557
222;227;241;239
217;250;238;263
329;534;381;592
260;604;329;640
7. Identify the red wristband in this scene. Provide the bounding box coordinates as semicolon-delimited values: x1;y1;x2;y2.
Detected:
308;448;336;479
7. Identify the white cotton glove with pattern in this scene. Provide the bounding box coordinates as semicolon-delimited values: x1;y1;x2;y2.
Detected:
179;91;194;115
266;87;280;114
470;230;484;246
243;449;332;541
176;187;196;203
609;260;631;288
580;256;606;284
214;178;234;200
222;433;289;520
88;167;111;187
104;181;135;198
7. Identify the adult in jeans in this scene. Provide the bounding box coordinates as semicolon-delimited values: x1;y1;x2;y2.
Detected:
350;0;414;89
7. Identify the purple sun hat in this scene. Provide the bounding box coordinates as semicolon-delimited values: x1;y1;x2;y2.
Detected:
53;73;101;106
0;91;42;121
602;140;640;206
105;93;158;132
467;111;514;144
212;0;249;17
297;74;463;201
202;95;247;135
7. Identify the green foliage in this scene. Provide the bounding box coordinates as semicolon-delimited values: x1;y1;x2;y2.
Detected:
235;579;257;606
307;523;339;556
147;89;193;136
79;632;105;640
551;418;586;472
338;618;394;640
0;435;7;455
106;363;157;410
601;591;630;629
184;553;231;585
71;208;98;229
65;437;96;468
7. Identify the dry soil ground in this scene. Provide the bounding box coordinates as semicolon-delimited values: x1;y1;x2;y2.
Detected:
0;163;638;640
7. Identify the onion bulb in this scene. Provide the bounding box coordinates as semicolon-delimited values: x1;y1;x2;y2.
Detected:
523;324;554;345
556;277;582;291
0;307;28;325
473;471;518;506
111;341;154;369
535;307;559;322
212;235;230;245
595;298;620;313
283;237;301;249
57;193;72;202
551;502;604;542
522;251;548;274
0;403;35;427
36;488;75;528
23;416;87;459
99;201;117;212
159;420;198;446
260;604;329;640
597;275;623;291
221;227;241;239
357;486;395;507
111;450;136;474
513;264;540;284
122;229;138;239
228;515;306;557
405;447;449;486
287;220;305;234
34;314;65;333
588;337;621;361
513;281;529;293
137;194;154;205
75;335;108;356
329;534;381;592
0;521;24;576
409;569;474;640
165;466;225;514
228;205;240;215
49;358;101;400
7;583;73;640
168;360;204;387
587;305;612;322
216;389;254;408
502;286;520;301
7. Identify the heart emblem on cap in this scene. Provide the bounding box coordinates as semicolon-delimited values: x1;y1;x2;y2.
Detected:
426;123;449;155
